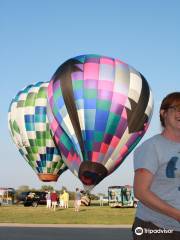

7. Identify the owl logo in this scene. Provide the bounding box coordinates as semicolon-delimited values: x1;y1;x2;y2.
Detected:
166;156;180;178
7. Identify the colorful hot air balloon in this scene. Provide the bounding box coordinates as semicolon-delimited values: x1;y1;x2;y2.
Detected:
8;82;67;182
47;54;153;190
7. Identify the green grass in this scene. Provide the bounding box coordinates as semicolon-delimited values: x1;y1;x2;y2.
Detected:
0;201;135;225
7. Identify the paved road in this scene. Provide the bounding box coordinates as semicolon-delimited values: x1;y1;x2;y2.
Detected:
0;225;133;240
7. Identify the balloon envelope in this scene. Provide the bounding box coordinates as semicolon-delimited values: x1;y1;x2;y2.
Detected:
47;54;153;189
8;82;67;182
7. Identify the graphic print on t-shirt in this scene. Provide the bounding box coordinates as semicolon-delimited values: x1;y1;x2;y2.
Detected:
166;156;180;191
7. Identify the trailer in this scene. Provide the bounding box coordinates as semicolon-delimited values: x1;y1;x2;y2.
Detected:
0;188;15;205
108;185;138;208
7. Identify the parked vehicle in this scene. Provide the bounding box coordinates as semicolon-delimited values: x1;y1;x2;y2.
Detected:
17;191;30;203
0;188;15;205
108;185;138;208
17;191;47;207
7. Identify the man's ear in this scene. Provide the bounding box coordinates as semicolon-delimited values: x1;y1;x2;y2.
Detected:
160;109;167;125
160;109;165;118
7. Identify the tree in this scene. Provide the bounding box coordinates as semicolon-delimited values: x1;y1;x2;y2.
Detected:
40;185;54;192
17;185;30;192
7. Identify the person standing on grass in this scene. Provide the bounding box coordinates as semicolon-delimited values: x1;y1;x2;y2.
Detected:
59;192;64;208
51;190;58;211
99;195;103;206
132;92;180;240
62;190;69;208
74;188;81;212
46;191;51;209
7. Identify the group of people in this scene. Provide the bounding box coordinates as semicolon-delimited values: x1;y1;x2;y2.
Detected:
45;188;82;212
46;189;69;211
59;190;69;209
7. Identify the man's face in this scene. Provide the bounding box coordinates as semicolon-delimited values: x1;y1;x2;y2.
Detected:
162;104;180;131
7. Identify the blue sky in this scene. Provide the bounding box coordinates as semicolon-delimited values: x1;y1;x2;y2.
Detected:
0;0;179;194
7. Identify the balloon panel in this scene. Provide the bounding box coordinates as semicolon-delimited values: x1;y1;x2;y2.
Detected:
47;54;153;188
8;82;67;182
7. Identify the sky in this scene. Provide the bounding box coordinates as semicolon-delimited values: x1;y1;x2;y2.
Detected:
0;0;179;194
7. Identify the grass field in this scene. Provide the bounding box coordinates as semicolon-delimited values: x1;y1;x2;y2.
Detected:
0;201;135;225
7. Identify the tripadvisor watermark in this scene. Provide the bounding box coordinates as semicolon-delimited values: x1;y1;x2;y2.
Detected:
135;226;174;236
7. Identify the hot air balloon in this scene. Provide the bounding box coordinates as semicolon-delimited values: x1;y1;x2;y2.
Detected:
8;82;67;182
47;54;153;190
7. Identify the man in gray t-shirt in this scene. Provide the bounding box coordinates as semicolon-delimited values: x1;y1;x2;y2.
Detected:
132;92;180;240
134;134;180;231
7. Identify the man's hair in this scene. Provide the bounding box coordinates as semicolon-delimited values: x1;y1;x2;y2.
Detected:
160;92;180;127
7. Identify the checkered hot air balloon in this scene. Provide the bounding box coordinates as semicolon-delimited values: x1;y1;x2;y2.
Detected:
8;82;67;182
47;54;153;190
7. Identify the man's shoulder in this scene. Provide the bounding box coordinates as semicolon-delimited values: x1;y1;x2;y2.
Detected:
136;134;160;149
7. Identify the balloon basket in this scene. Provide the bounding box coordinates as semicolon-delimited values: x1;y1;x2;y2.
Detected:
38;174;58;182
